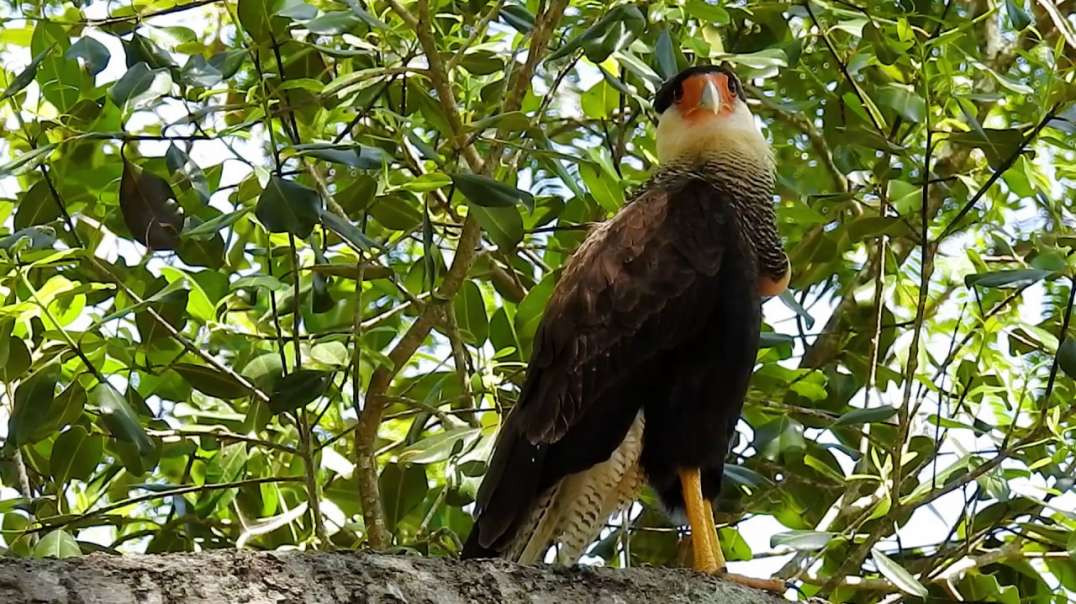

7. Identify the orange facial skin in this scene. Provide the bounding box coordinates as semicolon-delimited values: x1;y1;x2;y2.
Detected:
677;72;736;121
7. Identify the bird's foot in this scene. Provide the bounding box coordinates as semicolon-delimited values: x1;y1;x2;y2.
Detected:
711;568;787;594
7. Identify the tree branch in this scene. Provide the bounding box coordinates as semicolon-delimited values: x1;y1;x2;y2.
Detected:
353;0;568;549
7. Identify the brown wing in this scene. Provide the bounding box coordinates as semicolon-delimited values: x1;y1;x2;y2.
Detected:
464;182;733;555
515;184;728;443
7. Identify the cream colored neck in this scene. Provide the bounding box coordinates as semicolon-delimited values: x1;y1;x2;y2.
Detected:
655;101;773;172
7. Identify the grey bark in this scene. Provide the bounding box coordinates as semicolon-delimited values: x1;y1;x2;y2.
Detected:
0;550;787;604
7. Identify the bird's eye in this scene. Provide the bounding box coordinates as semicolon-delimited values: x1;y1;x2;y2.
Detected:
727;76;741;98
672;86;684;103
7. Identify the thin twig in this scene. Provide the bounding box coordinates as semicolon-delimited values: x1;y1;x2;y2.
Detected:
30;477;304;534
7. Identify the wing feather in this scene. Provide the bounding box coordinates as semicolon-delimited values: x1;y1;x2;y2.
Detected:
516;185;728;443
465;182;734;555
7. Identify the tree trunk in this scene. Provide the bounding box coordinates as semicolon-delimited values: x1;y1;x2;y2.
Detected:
0;550;786;603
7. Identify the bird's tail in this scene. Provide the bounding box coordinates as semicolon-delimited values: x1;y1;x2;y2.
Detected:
501;413;647;564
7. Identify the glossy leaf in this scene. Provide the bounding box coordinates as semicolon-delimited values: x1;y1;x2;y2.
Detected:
2;46;52;100
91;383;154;456
832;406;898;427
32;530;81;559
1058;338;1076;381
8;364;59;446
871;548;928;598
452;174;534;211
173;363;251;400
255;177;323;238
51;426;104;485
964;269;1051;289
267;369;331;414
119;160;185;250
770;530;834;551
110;62;171;107
66;36;110;76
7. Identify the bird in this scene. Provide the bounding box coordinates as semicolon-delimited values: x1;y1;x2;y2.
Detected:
461;64;790;593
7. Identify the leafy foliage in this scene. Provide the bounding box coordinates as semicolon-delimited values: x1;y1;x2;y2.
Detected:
0;1;1074;602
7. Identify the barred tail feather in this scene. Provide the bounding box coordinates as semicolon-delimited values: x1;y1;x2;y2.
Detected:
507;484;560;563
503;412;646;565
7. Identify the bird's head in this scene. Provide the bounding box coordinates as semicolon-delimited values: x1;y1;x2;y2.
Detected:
653;65;771;168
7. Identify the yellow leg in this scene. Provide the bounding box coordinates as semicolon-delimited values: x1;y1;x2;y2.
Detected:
681;468;786;594
679;468;719;573
701;498;726;569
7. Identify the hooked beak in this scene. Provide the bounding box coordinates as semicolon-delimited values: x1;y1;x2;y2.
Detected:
698;79;722;114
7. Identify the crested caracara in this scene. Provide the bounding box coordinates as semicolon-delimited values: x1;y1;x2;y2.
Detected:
462;65;790;592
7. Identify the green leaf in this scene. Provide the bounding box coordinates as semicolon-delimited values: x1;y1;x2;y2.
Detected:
8;364;59;446
369;194;423;231
321;210;377;251
755;417;806;459
238;0;286;41
51;426;104;485
91;383;154;456
460;50;504;75
452;174;534;211
275;0;318;19
723;464;773;488
654;29;678;80
310;341;350;367
964;268;1052;289
397;427;481;465
293;143;390;168
32;530;81;559
267;369;331;414
1058;338;1076;381
342;0;386;28
177;227;225;269
770;530;834;551
467;203;524;250
14;181;60;231
948;128;1025;170
66;36;110;76
685;0;730;23
1;46;52;101
0;144;58;178
720;48;788;71
718;527;753;562
198;443;248;514
166;143;211;203
109;62;171;107
304;11;361;35
182;208;250;240
453;280;488;345
546;5;645;63
210;49;247;79
848;216;912;242
833;405;897;427
255;176;323;238
403;173;453;193
119;159;184;250
1006;0;1031;30
877;83;926;123
123;33;174;70
499;4;534;34
579;163;621;213
581;79;620;120
173;363;252;400
871;547;928;597
379;462;428;533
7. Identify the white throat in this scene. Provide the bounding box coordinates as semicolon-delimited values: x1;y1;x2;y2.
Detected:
655;100;772;169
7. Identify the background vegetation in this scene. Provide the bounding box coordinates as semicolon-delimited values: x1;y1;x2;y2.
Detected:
0;0;1074;601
